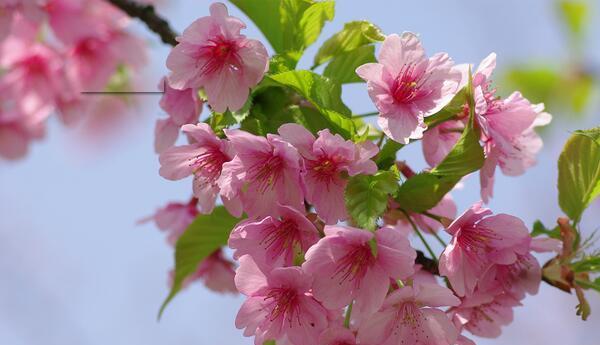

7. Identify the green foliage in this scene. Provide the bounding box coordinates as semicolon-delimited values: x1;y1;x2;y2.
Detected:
558;0;589;39
323;45;376;84
571;256;600;273
230;0;334;64
313;20;384;67
531;220;561;238
424;87;467;128
557;127;600;223
345;171;399;230
158;207;240;319
209;98;252;134
268;70;356;138
375;140;404;170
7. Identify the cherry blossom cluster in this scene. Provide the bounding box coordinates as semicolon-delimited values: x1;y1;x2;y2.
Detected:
145;3;562;345
0;0;148;160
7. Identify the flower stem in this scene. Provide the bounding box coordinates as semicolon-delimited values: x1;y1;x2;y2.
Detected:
354;111;379;118
344;301;353;328
403;210;438;263
432;231;447;247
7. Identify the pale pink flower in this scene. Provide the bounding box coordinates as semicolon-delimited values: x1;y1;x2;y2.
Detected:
302;225;416;318
159;123;235;214
141;199;198;245
155;78;203;153
319;326;357;345
478;253;541;300
175;249;237;294
166;2;269;112
356;32;462;144
439;202;530;297
278;124;378;224
357;284;460;345
229;204;319;270
450;292;520;338
235;255;329;345
218;129;304;218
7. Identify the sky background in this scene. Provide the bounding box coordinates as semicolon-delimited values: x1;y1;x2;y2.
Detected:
1;0;600;344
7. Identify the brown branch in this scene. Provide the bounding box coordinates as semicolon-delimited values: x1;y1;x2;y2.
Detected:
107;0;178;46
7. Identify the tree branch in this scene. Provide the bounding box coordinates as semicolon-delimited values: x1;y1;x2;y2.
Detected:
107;0;178;46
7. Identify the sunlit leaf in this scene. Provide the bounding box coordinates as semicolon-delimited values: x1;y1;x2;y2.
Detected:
345;171;399;230
323;45;376;84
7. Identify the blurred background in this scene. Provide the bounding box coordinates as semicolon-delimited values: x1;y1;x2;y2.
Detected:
1;0;599;344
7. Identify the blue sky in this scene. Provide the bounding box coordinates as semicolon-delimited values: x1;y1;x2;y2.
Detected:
1;1;599;344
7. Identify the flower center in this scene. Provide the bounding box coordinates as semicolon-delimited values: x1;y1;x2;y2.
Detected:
332;244;374;284
457;225;500;257
189;147;228;182
309;155;341;186
197;37;241;75
260;219;301;260
248;153;284;193
391;63;430;103
264;287;302;326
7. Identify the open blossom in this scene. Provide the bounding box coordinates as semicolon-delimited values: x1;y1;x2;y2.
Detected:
235;255;329;345
166;2;269;112
356;32;461;144
229;204;320;270
141;199;198;245
159;123;235;214
278;124;378;224
218;129;304;218
450;292;521;338
439;202;531;297
357;284;460;345
303;225;416;318
155;78;203;153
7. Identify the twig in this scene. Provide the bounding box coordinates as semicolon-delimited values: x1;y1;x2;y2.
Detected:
107;0;178;46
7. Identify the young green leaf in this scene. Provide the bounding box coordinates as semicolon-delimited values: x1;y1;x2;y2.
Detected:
323;45;377;84
345;171;399;230
158;207;240;319
313;20;384;67
268;70;356;138
531;220;561;238
557;127;600;223
375;139;405;170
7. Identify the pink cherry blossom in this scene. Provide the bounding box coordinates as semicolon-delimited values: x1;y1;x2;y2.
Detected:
235;255;329;345
302;225;416;318
356;32;462;144
278;124;378;224
155;78;203;153
478;253;541;300
422;119;465;167
159;123;235;214
450;292;520;338
229;204;320;270
218;129;304;218
175;249;237;294
357;284;460;345
319;326;357;345
166;2;269;112
141;199;198;245
0;0;45;40
439;202;530;297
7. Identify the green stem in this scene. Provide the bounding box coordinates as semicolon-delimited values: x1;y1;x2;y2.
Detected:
432;231;447;247
344;301;353;328
355;111;379;118
403;210;438;263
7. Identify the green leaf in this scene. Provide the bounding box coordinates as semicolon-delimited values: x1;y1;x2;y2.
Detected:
158;207;240;319
424;87;467;128
396;71;484;213
345;171;399;230
502;67;560;105
208;97;252;134
558;0;589;39
571;256;600;273
313;20;384;67
231;0;333;62
324;45;376;84
375;139;404;170
531;220;561;238
268;70;356;138
557;127;600;223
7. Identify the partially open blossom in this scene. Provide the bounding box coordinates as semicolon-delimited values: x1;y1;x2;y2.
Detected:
439;202;530;297
229;204;320;270
141;199;198;245
450;292;521;338
356;32;461;144
218;129;304;218
159;123;235;214
155;78;203;153
278;124;378;224
235;255;329;345
303;225;416;318
478;253;541;300
357;284;460;345
166;2;269;112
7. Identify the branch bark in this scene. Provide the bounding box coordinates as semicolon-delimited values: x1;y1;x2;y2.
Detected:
107;0;178;46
